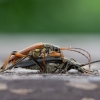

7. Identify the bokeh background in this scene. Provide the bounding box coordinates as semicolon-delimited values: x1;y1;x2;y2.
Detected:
1;0;100;33
0;0;100;65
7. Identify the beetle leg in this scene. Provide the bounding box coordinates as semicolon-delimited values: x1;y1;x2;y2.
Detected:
1;53;12;70
1;51;26;70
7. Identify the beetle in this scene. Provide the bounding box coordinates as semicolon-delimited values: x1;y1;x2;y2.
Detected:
0;43;100;74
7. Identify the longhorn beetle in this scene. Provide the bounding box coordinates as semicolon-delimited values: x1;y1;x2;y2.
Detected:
0;43;100;74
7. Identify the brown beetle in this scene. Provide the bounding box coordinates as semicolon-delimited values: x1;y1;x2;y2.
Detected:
0;43;100;74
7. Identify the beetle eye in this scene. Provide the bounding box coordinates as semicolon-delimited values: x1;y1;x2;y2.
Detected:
54;47;59;52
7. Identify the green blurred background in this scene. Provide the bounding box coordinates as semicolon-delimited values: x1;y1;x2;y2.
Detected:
0;0;100;33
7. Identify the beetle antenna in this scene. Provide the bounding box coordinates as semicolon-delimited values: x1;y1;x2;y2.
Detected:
70;47;91;73
80;60;100;67
60;47;91;73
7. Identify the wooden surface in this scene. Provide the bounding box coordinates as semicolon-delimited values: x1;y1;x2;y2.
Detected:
0;72;100;100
